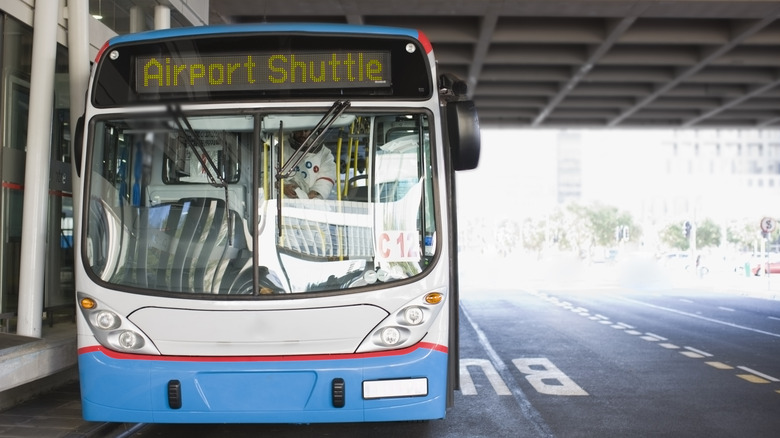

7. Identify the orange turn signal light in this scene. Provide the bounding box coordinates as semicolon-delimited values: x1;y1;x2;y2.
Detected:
80;297;97;310
424;292;443;305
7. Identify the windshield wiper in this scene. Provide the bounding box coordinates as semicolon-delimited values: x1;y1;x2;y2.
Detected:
168;105;233;244
168;105;227;189
276;100;351;180
275;100;351;236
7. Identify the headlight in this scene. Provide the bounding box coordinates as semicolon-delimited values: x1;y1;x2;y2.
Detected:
403;306;424;325
380;327;402;346
117;330;144;349
95;310;120;330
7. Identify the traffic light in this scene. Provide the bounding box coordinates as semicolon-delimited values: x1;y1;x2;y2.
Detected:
615;225;630;242
683;221;691;238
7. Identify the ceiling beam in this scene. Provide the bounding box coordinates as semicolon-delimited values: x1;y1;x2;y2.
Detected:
682;75;780;127
532;9;644;126
467;13;498;98
607;13;780;127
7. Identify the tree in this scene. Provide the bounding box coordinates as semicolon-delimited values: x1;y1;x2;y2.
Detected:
660;222;689;251
567;202;640;249
495;218;521;256
726;219;780;252
695;218;721;249
660;218;721;251
522;217;547;256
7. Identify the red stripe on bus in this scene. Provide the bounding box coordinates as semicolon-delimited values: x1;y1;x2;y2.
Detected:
79;342;447;362
417;30;433;54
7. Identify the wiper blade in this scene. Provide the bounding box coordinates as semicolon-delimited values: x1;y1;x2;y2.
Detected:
276;100;351;180
168;105;226;189
168;105;233;244
274;100;350;237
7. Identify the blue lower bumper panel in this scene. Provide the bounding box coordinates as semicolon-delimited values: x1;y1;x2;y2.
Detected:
78;344;447;423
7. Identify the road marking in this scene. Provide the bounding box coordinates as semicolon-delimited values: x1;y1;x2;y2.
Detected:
659;343;679;349
461;307;555;438
705;361;733;370
680;351;704;358
769;316;780;322
718;306;735;312
460;358;511;396
513;358;589;396
679;299;694;303
684;346;713;357
737;374;771;384
625;330;642;335
618;296;780;339
737;366;780;382
641;335;660;342
616;322;635;329
645;332;668;341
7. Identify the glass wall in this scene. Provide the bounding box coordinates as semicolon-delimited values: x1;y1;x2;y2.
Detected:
0;13;72;328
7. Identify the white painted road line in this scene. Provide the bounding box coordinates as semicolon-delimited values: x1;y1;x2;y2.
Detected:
618;296;780;339
769;316;780;322
680;351;704;359
645;332;668;341
684;346;713;357
718;306;735;312
461;307;555;438
737;366;780;383
460;358;511;396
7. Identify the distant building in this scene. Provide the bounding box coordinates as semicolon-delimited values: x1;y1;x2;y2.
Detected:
556;131;583;204
659;129;780;222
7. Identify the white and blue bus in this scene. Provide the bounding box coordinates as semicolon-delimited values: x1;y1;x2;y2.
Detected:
73;23;479;423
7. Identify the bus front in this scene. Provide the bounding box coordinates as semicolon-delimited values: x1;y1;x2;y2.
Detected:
74;24;479;423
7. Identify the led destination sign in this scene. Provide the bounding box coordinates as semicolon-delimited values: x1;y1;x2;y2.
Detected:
136;51;391;93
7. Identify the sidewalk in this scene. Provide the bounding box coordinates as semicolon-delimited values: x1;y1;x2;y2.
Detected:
0;323;138;438
0;380;135;438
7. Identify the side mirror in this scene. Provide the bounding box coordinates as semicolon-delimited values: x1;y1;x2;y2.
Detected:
73;114;85;177
447;100;480;171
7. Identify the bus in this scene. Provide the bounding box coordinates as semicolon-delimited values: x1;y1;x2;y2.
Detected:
73;23;479;423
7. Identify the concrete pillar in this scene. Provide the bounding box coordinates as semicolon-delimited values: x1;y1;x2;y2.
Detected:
129;6;144;33
17;0;62;337
154;5;170;30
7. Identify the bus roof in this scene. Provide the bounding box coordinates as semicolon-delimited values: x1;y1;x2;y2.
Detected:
107;23;432;54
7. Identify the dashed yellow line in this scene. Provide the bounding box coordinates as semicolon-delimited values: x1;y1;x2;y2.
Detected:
680;351;704;359
737;374;771;384
705;361;733;370
534;292;780;393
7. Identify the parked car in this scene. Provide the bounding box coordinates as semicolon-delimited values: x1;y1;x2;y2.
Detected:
752;260;780;275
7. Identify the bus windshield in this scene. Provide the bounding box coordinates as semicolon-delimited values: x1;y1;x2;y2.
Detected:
84;109;437;296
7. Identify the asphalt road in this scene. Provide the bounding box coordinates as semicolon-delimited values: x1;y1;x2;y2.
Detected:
119;284;780;438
